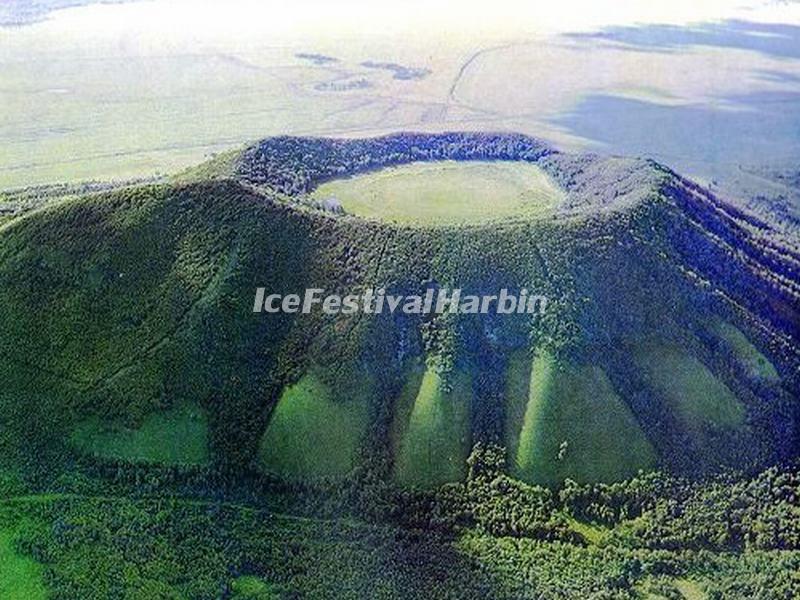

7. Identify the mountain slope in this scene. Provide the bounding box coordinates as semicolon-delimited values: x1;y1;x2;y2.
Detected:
0;132;797;489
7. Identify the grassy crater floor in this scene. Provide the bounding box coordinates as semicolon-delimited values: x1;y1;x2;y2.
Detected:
310;160;564;225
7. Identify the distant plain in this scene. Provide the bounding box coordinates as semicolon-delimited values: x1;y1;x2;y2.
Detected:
2;1;800;209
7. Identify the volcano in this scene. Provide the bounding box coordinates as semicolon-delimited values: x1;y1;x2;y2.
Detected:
0;132;798;489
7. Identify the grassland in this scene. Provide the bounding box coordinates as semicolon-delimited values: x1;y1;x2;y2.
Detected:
258;373;371;479
69;402;210;466
230;575;284;599
503;350;534;470
634;344;746;431
0;27;485;190
392;365;472;488
171;149;243;184
0;529;46;600
310;161;564;225
712;320;780;382
511;352;657;487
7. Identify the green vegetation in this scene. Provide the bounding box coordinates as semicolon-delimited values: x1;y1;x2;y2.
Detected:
0;491;519;599
172;149;243;185
230;576;283;599
392;365;472;488
712;320;780;382
0;133;797;597
0;455;796;598
512;352;657;487
563;515;609;545
258;372;370;479
639;577;708;599
503;350;533;469
310;161;563;225
0;529;46;600
634;344;746;430
674;579;707;600
69;402;210;465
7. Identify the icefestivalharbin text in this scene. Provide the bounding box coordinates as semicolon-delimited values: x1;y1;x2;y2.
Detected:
253;288;548;316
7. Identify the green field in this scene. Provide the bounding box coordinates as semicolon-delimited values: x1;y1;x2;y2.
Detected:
392;365;472;488
230;575;283;599
503;350;534;469
69;402;210;466
0;529;46;600
310;161;564;225
258;372;371;479
510;352;657;487
634;344;747;431
712;321;780;382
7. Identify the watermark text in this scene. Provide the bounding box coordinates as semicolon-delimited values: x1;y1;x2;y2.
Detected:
253;288;547;316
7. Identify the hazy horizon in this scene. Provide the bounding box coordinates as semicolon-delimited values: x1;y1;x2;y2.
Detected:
2;0;800;190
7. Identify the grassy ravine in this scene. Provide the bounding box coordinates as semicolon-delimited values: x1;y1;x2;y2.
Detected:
310;161;563;225
258;373;370;479
634;344;746;431
392;365;472;488
712;320;780;382
510;352;657;487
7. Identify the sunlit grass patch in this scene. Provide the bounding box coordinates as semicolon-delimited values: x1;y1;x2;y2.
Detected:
512;352;657;487
634;344;746;430
310;160;564;226
258;372;370;479
0;529;46;600
392;364;472;488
